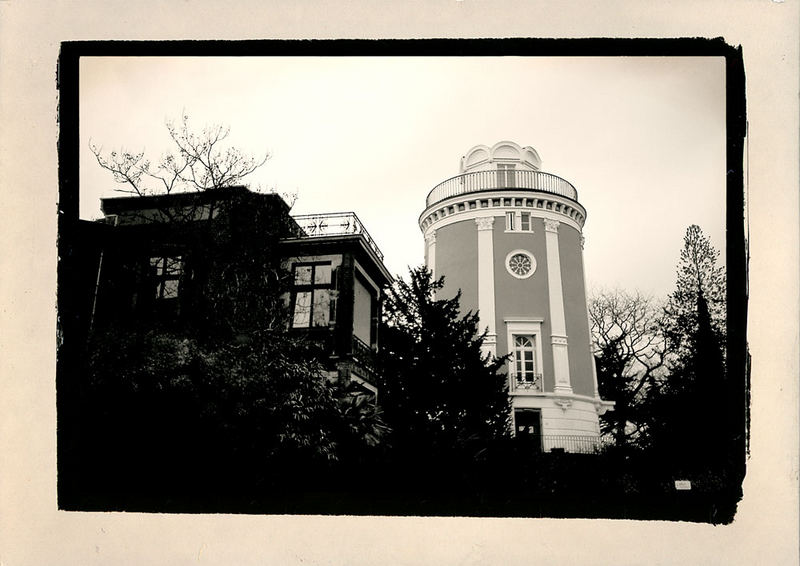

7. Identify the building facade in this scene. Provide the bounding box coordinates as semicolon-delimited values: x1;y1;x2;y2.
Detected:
418;141;614;452
77;186;391;397
282;212;392;396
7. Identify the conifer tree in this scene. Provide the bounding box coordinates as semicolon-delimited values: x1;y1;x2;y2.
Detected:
663;225;726;357
645;225;728;470
377;266;510;462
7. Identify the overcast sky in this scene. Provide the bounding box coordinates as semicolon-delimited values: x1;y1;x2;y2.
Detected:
79;56;726;299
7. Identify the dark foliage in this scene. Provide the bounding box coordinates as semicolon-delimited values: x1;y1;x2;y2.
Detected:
643;226;728;472
589;290;670;449
61;178;386;507
590;226;731;486
645;290;728;470
376;266;511;464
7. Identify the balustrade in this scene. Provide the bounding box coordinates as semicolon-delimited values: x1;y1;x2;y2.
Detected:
292;212;384;261
426;169;578;208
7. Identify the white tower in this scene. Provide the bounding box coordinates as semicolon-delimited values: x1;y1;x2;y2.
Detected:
419;141;614;452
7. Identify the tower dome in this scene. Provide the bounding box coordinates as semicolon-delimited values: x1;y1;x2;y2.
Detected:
419;142;613;452
459;141;542;174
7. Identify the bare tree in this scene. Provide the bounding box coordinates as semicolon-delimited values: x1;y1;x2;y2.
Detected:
90;114;269;197
589;288;671;448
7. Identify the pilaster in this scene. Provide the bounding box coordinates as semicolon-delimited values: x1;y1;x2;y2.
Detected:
475;216;497;357
544;218;572;394
425;230;437;279
580;233;601;399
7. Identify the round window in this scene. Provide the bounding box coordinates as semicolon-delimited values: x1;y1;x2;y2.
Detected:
505;249;536;279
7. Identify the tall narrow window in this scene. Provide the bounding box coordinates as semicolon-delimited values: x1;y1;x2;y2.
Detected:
520;212;531;231
291;262;335;328
497;163;516;188
149;256;183;300
513;335;541;390
505;211;515;231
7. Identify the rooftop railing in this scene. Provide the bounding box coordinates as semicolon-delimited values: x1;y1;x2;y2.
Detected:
425;169;578;209
292;212;384;261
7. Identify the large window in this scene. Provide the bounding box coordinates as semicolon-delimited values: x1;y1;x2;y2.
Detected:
512;335;542;391
149;255;183;300
291;262;334;328
505;318;545;393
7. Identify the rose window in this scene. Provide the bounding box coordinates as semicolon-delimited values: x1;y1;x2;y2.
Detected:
505;250;536;279
509;254;531;276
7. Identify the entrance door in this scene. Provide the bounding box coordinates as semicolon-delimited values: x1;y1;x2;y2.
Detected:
514;409;542;452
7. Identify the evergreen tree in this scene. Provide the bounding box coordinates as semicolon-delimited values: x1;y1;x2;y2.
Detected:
646;226;727;472
377;266;510;462
663;225;726;357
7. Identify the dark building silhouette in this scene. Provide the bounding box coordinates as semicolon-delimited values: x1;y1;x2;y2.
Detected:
69;186;391;396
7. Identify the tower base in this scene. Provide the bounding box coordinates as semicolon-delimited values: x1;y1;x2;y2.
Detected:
511;393;613;454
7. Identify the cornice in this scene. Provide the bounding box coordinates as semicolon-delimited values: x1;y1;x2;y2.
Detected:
419;190;585;236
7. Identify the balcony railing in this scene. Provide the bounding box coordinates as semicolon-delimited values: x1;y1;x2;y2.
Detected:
514;373;543;392
292;212;384;261
518;434;602;454
425;169;578;209
351;334;377;379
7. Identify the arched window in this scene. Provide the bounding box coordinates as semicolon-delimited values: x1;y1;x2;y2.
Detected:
513;335;541;391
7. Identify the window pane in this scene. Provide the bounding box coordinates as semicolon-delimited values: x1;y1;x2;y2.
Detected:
150;257;164;275
164;256;183;275
515;335;532;348
294;265;313;285
521;213;530;231
314;264;332;285
312;290;330;326
162;279;180;299
292;291;311;327
506;212;515;231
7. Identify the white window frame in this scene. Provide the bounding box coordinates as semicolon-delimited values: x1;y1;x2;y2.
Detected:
505;318;545;393
505;211;534;233
520;211;532;232
505;211;515;231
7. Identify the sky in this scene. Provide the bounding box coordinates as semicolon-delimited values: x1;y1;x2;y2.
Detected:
79;56;727;299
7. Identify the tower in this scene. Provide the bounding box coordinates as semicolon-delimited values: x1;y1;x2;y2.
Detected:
419;141;614;452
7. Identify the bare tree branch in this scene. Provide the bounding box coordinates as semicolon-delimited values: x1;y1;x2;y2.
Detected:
90;114;270;201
